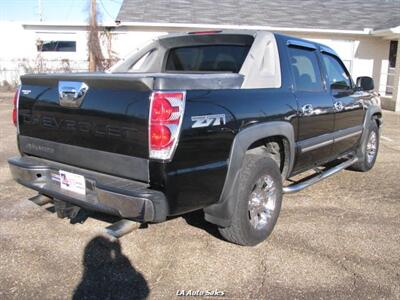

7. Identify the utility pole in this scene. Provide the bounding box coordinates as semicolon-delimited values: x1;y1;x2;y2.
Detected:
88;0;97;71
88;0;104;71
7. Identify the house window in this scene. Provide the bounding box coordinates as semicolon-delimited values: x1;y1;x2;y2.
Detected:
37;40;76;52
389;40;398;68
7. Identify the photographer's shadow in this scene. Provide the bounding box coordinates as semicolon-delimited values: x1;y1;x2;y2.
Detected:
73;236;149;300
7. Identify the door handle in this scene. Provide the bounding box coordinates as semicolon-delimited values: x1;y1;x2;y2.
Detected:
302;104;314;116
334;101;344;111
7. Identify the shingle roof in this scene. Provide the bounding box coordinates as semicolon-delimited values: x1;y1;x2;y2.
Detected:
116;0;400;31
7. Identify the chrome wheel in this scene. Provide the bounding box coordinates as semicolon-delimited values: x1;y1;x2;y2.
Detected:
248;175;277;230
366;131;377;164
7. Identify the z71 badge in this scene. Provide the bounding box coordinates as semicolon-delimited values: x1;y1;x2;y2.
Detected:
191;114;226;128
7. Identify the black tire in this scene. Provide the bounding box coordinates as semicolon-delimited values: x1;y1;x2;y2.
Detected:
218;155;283;246
350;121;379;172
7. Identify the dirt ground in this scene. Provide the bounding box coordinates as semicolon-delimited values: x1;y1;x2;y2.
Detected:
0;92;399;299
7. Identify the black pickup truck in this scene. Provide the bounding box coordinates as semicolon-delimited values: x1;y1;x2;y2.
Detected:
9;31;382;246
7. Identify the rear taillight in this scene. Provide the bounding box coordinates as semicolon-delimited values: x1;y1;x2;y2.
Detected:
149;91;186;160
12;87;20;127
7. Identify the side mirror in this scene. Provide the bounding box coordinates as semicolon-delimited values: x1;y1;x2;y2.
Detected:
356;76;374;91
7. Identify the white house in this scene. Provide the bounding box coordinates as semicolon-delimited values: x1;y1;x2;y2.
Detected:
0;21;164;84
0;0;399;111
115;0;400;111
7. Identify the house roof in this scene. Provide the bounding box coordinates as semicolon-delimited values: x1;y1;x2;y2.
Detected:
117;0;400;31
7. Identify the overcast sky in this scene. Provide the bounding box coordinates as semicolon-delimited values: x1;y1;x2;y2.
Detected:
0;0;123;23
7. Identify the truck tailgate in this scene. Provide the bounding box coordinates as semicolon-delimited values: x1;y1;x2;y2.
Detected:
18;73;153;181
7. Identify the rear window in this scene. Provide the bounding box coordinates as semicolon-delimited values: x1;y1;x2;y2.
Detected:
165;45;250;73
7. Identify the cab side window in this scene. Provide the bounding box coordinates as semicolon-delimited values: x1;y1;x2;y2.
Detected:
322;54;352;90
288;47;323;92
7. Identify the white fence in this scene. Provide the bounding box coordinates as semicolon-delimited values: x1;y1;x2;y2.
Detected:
0;58;89;86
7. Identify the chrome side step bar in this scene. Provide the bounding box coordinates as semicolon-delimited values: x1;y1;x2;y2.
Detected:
283;157;358;194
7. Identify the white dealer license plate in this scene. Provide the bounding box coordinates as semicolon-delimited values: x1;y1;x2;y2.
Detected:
59;170;86;195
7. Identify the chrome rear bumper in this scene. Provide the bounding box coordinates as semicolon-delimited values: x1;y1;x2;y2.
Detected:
8;156;168;222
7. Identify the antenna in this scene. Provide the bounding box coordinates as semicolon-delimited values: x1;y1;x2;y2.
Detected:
38;0;43;22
